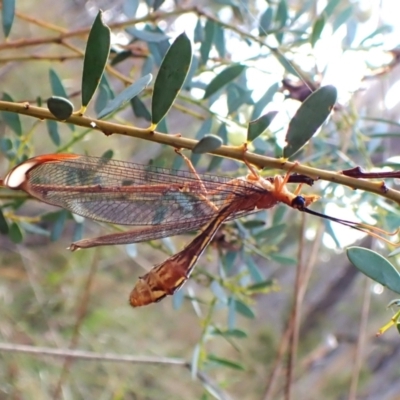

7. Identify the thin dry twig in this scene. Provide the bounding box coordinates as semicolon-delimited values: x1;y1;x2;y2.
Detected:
0;342;233;400
348;276;371;400
1;101;399;206
285;213;307;400
263;221;324;400
53;250;100;399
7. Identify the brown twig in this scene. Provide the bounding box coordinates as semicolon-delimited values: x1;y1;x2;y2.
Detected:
263;222;324;400
348;276;371;400
1;101;400;205
0;342;233;400
284;214;307;400
53;250;100;399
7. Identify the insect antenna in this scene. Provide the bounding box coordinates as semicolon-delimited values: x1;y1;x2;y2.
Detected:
300;205;400;247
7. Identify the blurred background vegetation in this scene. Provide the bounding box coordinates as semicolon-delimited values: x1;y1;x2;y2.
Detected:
1;0;400;399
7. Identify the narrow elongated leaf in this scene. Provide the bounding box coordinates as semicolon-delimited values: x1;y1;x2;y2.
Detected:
130;96;151;121
213;23;226;58
323;0;341;18
235;300;255;319
123;0;139;17
247;111;278;142
207;354;245;371
50;210;68;241
46;120;61;146
151;33;192;125
153;0;165;10
200;19;214;64
347;247;400;294
192;134;223;154
251;82;279;120
254;223;286;241
333;6;353;32
191;118;212;166
2;0;15;38
95;75;114;116
275;0;288;29
245;255;265;283
49;69;69;98
259;7;273;36
210;328;247;338
9;222;23;243
2;93;22;136
311;14;326;47
203;64;246;100
0;209;9;234
81;11;111;110
283;85;337;158
126;27;169;42
98;74;152;119
47;96;74;120
194;19;204;43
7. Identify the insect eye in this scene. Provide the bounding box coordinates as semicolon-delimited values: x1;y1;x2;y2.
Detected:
292;195;306;210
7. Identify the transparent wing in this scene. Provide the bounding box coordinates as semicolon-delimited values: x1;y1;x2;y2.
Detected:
15;154;264;227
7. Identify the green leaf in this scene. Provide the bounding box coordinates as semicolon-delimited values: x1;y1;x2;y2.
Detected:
323;0;341;18
203;64;246;100
172;287;185;310
207;354;245;371
251;82;279;120
192;134;223;154
191;118;212;166
332;5;353;32
126;27;169;42
245;255;265;283
95;75;114;116
47;96;74;120
2;93;22;136
275;0;288;29
246;280;275;293
123;0;139;17
130;97;151;121
101;149;114;159
151;32;192;126
49;68;69;98
200;19;214;64
46;120;61;146
254;223;286;241
235;299;255;319
98;74;152;119
274;51;301;78
347;247;400;294
0;137;12;152
213;23;226;58
359;25;392;46
81;11;111;109
311;14;326;47
153;0;165;11
0;208;9;234
259;7;274;36
194;19;204;43
2;0;15;38
283;85;337;158
9;222;23;243
247;111;278;142
269;253;296;265
210;328;247;338
50;210;68;241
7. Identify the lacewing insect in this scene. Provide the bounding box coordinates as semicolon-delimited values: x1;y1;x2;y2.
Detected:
2;154;399;307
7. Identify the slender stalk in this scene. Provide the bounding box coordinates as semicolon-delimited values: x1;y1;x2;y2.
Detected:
1;100;399;205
